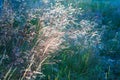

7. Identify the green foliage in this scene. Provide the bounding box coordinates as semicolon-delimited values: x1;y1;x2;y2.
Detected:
41;46;103;80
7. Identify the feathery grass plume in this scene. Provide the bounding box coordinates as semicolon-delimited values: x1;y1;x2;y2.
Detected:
21;1;83;79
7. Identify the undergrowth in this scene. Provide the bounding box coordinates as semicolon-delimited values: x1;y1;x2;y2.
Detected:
41;46;103;80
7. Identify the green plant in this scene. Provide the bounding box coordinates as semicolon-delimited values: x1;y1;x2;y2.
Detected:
41;46;103;80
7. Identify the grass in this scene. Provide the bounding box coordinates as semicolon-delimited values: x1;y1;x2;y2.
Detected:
0;16;41;79
41;46;103;80
1;0;120;80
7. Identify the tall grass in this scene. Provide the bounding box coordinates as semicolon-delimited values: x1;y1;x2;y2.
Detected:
42;46;103;80
0;0;120;80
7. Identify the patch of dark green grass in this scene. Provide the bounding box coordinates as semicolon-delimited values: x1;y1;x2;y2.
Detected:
41;46;104;80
